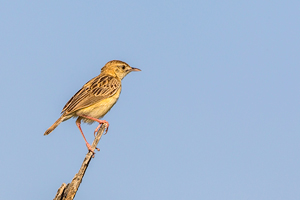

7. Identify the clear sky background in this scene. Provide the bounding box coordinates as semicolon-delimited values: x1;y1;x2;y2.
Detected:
1;1;299;199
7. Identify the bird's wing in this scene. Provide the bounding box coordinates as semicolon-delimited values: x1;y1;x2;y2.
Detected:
62;75;121;114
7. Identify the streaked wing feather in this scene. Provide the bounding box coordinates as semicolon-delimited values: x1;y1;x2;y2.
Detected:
62;75;121;114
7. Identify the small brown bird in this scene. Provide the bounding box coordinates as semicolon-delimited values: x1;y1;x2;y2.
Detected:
44;60;141;153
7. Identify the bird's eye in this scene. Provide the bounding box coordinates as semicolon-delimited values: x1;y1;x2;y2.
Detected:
122;65;126;70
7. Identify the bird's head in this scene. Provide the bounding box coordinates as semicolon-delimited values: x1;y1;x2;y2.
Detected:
101;60;141;79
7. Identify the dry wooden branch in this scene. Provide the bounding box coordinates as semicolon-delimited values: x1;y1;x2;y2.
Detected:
53;124;107;200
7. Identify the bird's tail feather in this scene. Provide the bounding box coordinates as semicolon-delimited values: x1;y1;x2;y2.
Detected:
44;116;65;135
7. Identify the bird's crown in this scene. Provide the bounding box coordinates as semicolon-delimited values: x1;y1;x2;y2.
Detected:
101;60;140;79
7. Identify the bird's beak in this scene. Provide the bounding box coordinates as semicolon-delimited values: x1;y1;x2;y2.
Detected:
130;67;141;72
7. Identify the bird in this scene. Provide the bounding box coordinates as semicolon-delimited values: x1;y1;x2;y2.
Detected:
44;60;141;154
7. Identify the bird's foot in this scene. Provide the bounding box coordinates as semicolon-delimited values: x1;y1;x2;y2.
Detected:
86;143;100;158
93;120;110;137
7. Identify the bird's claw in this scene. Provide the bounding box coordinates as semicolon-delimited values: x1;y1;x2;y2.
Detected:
93;121;109;137
86;143;100;158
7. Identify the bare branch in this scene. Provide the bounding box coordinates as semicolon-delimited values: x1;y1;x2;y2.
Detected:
53;124;107;200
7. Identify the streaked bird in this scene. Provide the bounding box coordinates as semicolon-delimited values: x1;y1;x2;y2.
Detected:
44;60;141;153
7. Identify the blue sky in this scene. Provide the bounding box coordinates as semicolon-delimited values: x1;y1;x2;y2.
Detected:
1;1;300;199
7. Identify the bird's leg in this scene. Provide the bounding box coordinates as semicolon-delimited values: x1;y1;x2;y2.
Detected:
79;115;109;136
76;118;99;155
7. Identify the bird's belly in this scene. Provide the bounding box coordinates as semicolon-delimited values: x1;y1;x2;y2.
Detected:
76;94;120;124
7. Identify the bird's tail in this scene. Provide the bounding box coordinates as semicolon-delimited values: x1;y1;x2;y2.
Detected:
44;116;65;135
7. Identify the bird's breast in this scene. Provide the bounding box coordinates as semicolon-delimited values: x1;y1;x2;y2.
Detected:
76;88;121;124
